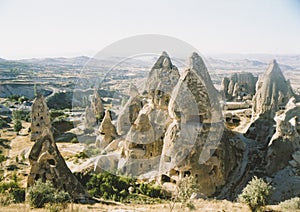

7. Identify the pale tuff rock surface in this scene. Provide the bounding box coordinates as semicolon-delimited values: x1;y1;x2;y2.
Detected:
221;72;257;101
253;60;294;118
246;60;295;143
117;96;142;135
30;94;52;141
95;52;241;197
128;83;139;97
28;102;90;201
91;89;104;120
95;110;117;149
116;81;142;136
159;53;236;196
144;51;180;109
83;106;96;128
266;97;300;175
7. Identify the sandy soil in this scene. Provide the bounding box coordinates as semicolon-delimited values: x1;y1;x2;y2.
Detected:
0;199;255;212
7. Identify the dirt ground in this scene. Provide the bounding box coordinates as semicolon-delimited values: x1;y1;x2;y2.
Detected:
0;199;256;212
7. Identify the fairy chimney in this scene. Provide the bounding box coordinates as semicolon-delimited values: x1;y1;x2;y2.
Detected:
30;94;52;141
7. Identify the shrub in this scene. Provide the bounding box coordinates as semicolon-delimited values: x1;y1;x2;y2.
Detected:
0;118;8;128
86;172;164;203
0;154;7;164
12;110;30;121
279;197;300;210
238;176;273;211
13;120;22;132
0;181;25;205
175;175;200;209
74;151;88;159
28;179;70;208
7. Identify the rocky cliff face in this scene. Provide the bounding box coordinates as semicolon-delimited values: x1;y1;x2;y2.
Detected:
221;72;257;101
266;97;300;175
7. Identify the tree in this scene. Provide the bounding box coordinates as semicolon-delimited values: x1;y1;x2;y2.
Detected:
169;175;201;211
13;120;22;132
28;180;70;208
238;176;273;211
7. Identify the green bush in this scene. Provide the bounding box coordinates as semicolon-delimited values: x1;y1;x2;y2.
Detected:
279;197;300;210
87;172;132;201
28;180;70;208
0;181;25;205
49;110;68;121
0;154;7;164
74;151;88;159
12;110;30;121
174;175;200;209
13;120;22;132
0;118;8;128
11;188;25;203
238;176;273;211
86;172;164;203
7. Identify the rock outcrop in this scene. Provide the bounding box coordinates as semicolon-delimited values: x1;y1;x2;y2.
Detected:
144;51;180;110
253;60;294;119
95;110;117;149
94;52;245;198
266;97;300;175
91;89;104;121
222;72;257;101
159;52;237;196
117;85;142;135
30;94;52;141
28;128;91;201
246;60;295;143
83;106;96;128
28;96;90;201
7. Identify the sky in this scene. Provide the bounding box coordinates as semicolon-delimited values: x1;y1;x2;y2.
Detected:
0;0;300;59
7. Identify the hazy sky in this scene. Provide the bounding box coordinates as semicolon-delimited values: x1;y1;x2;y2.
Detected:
1;0;300;59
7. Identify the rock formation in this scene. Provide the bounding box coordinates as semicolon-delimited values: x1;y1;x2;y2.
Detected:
247;60;295;143
28;128;91;201
91;89;104;121
253;60;294;119
221;72;257;101
117;85;143;135
266;97;300;175
158;52;238;196
109;52;242;197
30;94;52;141
83;106;96;128
95;110;117;149
144;51;180;110
28;96;90;201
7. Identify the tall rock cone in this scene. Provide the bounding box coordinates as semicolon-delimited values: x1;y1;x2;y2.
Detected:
160;52;235;197
247;60;295;143
95;110;117;149
27;128;91;202
91;89;104;121
144;51;180;109
253;59;294;118
30;94;52;141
